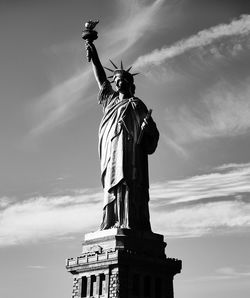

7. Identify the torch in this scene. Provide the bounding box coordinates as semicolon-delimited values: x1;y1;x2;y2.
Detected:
82;20;99;62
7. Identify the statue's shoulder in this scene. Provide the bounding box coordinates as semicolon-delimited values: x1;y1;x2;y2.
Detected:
133;97;148;111
98;80;116;105
100;80;114;93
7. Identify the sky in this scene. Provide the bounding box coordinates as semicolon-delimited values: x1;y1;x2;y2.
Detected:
0;0;250;297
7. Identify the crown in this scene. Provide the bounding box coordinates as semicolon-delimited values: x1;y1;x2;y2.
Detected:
104;60;139;83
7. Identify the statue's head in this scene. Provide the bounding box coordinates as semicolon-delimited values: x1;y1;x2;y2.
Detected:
105;60;139;96
113;70;136;95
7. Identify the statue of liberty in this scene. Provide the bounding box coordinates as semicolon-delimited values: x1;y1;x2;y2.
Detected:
83;21;159;231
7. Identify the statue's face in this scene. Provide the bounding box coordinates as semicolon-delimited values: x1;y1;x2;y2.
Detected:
114;74;131;93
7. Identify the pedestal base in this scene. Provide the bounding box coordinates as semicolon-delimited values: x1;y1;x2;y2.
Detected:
66;229;181;298
82;228;166;259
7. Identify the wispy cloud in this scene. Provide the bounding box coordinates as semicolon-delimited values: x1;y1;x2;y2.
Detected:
30;0;165;136
215;267;250;279
151;200;250;237
0;189;103;247
0;197;14;209
165;76;250;143
150;162;250;237
191;267;250;283
29;70;92;136
134;14;250;69
1;163;250;246
27;265;46;270
216;163;250;171
151;162;250;205
185;266;250;283
162;133;189;159
104;0;165;52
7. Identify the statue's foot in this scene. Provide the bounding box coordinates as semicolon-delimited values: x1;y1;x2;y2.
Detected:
113;222;120;228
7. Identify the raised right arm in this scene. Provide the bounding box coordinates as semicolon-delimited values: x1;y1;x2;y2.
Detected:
86;42;107;89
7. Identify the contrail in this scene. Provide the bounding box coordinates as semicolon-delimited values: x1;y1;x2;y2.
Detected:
134;14;250;68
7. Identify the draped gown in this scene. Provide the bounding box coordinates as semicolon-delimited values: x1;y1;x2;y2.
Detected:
98;81;159;231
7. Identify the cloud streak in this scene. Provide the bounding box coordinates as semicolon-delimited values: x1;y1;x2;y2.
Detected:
104;0;165;52
29;70;92;136
150;162;250;205
162;133;189;159
216;267;250;279
150;162;250;237
27;265;46;270
1;163;250;246
165;76;250;143
134;14;250;69
0;190;103;247
151;200;250;238
30;0;165;136
186;266;250;283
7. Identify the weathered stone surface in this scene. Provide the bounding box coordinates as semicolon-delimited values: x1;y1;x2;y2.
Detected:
82;228;166;259
66;229;181;298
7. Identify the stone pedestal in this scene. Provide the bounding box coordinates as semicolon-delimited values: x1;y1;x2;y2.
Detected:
66;228;181;298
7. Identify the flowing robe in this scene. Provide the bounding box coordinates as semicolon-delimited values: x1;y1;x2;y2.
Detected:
98;81;159;230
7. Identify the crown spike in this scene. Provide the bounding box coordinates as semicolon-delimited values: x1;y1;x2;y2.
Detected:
104;67;114;72
109;59;118;69
126;66;132;72
132;72;140;76
120;60;124;70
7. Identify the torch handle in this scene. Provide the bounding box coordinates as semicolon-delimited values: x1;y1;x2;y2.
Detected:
86;43;91;62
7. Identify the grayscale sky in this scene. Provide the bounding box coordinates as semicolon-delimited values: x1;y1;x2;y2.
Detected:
0;1;250;298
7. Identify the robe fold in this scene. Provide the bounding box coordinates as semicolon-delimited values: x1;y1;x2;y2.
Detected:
98;80;159;230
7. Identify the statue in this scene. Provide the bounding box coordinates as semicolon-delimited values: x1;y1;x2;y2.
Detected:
82;21;159;231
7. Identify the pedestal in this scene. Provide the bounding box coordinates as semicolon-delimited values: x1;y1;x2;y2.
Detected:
66;228;181;298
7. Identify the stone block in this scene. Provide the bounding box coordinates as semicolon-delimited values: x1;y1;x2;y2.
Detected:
67;228;181;298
